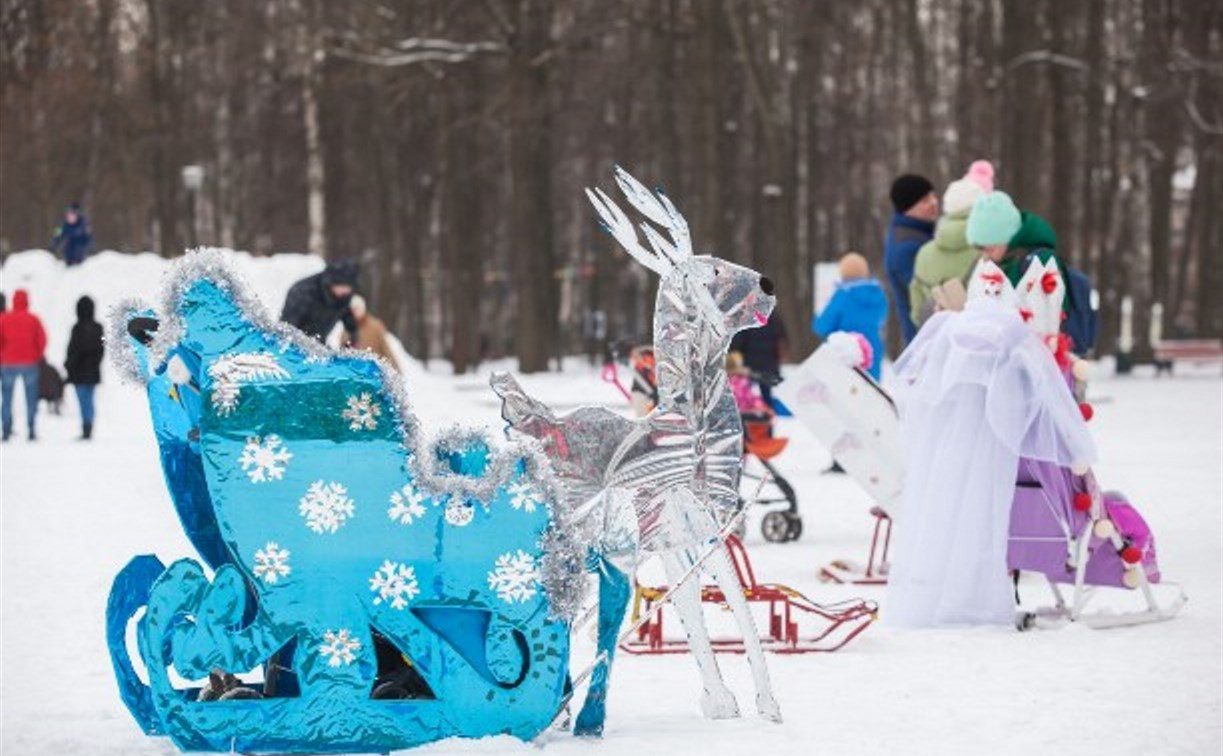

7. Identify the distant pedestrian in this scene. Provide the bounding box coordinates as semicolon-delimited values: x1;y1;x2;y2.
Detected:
814;252;889;381
965;191;1024;270
909;161;995;328
967;194;1096;353
281;259;360;342
343;295;402;372
729;311;789;407
884;174;938;344
0;289;49;441
38;359;64;415
812;250;890;379
50;202;93;266
64;295;105;440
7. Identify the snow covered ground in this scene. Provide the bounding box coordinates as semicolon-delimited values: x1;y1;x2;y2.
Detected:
1;250;1220;755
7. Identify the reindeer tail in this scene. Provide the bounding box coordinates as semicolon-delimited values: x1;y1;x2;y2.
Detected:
489;371;555;428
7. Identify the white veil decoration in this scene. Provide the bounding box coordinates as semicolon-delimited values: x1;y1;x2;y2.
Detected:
884;297;1096;627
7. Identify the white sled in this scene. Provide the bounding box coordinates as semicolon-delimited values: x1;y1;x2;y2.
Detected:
776;344;903;584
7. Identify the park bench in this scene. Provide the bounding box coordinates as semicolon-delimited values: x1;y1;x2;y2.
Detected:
1152;339;1223;375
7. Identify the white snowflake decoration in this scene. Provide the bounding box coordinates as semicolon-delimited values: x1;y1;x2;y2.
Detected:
207;352;290;416
239;435;293;483
369;560;420;610
318;628;362;667
487;550;540;604
298;480;355;534
444;499;475;527
388;485;429;525
252;542;292;584
342;393;382;431
507;482;538;513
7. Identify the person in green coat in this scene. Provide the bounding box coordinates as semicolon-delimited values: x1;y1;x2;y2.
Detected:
909;160;995;326
967;193;1074;316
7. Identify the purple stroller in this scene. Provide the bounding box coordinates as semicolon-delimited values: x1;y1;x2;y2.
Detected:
1007;457;1187;629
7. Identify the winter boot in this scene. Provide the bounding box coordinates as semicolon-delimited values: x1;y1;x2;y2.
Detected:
81;422;93;440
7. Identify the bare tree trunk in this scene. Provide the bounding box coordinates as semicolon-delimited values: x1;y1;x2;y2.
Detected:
145;0;180;256
507;0;556;373
903;0;935;171
296;3;326;257
443;73;485;374
1192;143;1222;336
1141;0;1181;334
1047;0;1078;260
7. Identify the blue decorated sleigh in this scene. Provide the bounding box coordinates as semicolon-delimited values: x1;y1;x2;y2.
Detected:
105;251;576;753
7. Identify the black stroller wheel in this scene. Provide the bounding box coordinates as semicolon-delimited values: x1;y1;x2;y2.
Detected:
761;511;792;543
785;514;803;541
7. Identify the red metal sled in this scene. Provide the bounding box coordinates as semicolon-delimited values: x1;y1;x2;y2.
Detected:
819;506;892;585
620;535;876;655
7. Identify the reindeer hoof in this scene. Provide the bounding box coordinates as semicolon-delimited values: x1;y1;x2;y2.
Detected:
700;688;740;720
757;694;783;723
573;705;605;738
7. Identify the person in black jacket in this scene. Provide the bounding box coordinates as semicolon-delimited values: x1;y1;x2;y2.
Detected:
728;311;789;407
51;203;94;266
64;295;104;439
280;260;360;342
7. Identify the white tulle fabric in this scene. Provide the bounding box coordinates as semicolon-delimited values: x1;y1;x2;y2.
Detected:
884;298;1097;627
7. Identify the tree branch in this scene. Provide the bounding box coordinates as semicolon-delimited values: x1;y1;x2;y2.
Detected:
1002;49;1090;74
330;38;505;67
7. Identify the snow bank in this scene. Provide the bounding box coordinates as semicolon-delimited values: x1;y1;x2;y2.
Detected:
1;248;327;382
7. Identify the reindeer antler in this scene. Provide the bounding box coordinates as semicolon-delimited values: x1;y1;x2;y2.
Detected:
586;166;693;276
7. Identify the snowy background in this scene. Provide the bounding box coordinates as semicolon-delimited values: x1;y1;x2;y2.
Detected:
1;249;1219;755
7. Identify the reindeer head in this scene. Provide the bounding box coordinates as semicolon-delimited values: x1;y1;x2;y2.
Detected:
586;167;775;341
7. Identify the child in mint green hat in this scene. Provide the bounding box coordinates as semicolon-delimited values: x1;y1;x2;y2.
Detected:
966;191;1023;264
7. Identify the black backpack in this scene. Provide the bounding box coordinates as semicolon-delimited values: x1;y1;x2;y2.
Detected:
1062;267;1097;356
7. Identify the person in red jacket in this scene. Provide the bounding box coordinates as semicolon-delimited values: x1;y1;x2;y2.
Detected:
0;289;49;441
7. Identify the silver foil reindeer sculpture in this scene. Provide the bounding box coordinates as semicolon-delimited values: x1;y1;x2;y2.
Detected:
491;166;781;736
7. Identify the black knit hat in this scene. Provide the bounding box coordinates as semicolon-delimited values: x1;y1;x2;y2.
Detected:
322;259;360;287
890;174;935;213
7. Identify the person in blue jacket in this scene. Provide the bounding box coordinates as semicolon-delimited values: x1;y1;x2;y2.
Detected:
814;252;889;381
883;174;938;344
50;203;93;266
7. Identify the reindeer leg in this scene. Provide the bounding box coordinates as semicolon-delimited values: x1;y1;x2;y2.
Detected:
705;545;783;722
662;550;739;719
574;554;632;737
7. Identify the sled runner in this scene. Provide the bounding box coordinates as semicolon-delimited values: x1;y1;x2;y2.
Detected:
818;505;893;585
1010;458;1187;630
620;535;876;654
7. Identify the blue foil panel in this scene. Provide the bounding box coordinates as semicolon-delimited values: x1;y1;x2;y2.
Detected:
106;252;571;753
